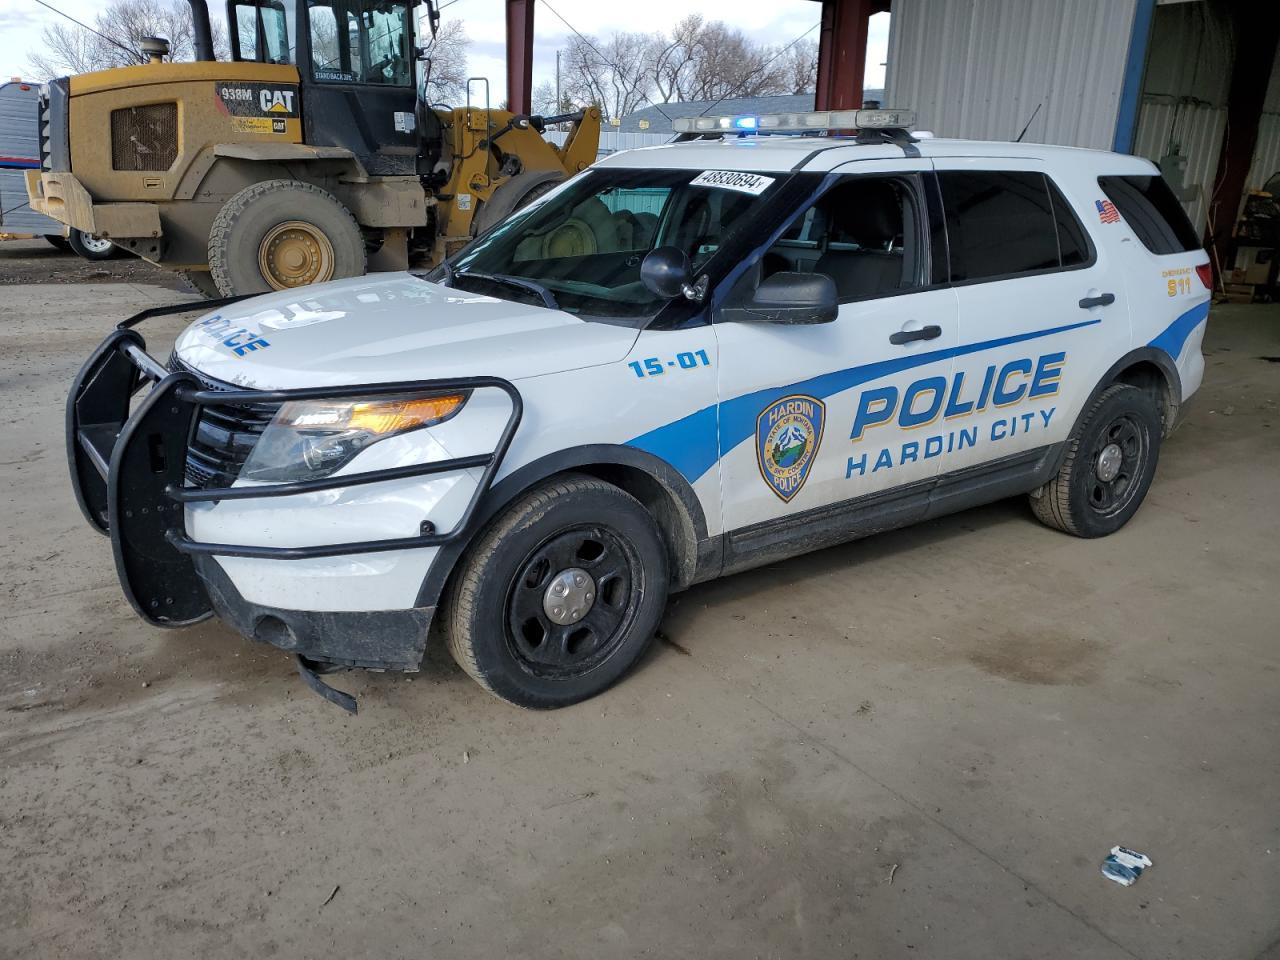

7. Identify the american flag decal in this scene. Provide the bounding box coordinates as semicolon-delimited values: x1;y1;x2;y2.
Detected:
1096;199;1121;224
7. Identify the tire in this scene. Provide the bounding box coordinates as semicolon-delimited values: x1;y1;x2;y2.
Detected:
181;270;222;298
1030;383;1162;538
44;234;71;252
208;179;366;296
68;229;120;261
445;474;669;709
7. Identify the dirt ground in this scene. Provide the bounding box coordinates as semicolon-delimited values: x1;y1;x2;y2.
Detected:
1;251;1278;959
0;238;189;290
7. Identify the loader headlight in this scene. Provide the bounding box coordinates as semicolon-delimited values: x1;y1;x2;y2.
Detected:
240;393;467;483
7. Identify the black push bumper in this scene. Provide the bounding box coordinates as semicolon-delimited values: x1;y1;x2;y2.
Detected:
68;298;522;671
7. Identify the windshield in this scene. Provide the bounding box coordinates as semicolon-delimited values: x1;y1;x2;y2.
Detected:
443;168;788;323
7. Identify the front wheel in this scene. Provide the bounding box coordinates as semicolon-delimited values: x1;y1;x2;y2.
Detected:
1030;383;1162;537
445;475;669;708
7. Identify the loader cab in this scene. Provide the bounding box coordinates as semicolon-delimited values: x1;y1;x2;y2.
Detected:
227;0;422;174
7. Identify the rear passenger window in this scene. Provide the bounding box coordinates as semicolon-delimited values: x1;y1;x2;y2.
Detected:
1098;175;1202;255
938;171;1067;282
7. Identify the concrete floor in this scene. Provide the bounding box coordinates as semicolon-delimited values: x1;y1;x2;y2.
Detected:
1;278;1277;960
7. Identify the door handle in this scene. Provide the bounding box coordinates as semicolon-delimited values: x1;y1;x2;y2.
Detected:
889;325;942;345
1079;293;1116;309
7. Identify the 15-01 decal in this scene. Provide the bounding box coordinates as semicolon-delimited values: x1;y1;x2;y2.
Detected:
628;349;711;378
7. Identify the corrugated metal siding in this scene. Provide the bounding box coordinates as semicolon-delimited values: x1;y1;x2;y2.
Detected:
1132;1;1232;233
1134;102;1225;232
1245;47;1280;192
884;0;1138;149
0;81;61;234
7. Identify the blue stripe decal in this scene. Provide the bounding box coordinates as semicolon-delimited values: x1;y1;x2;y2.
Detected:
628;317;1102;484
1148;300;1210;361
0;161;39;169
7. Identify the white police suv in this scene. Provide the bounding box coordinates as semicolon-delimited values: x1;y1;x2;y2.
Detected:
68;110;1212;711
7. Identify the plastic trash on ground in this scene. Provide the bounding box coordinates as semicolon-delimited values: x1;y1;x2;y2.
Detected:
1101;846;1153;886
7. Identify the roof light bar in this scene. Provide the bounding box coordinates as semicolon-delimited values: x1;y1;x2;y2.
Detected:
673;108;916;135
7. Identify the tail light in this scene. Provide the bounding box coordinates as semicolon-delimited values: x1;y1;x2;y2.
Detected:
1195;263;1213;289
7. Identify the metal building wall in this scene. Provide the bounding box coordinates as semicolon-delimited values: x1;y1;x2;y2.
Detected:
1245;48;1280;192
884;0;1139;149
1132;0;1232;233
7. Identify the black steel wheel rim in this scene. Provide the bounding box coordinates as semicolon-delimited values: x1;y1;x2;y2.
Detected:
1087;413;1147;516
504;523;642;679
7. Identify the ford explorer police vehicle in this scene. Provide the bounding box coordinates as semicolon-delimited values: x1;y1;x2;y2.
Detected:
67;109;1211;712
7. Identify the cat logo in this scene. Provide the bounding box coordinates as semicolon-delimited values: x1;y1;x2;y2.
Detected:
756;395;825;502
259;89;296;114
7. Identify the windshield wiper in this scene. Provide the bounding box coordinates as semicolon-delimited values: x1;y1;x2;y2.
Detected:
455;270;559;310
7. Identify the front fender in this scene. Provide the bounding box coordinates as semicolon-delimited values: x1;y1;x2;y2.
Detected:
413;444;718;609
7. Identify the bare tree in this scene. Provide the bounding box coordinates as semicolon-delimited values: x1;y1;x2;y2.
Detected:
419;18;470;105
532;79;575;116
561;31;654;123
646;18;798;105
778;38;819;96
684;21;787;101
28;0;228;79
648;15;703;104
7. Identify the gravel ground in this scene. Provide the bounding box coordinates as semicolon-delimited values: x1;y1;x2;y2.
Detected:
0;238;190;290
0;280;1277;960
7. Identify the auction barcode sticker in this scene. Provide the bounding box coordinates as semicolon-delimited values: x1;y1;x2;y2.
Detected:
689;170;776;195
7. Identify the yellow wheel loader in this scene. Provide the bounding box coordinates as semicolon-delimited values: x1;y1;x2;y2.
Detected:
26;0;599;296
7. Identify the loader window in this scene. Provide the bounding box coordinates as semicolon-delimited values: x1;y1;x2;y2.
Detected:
232;1;291;64
308;0;412;85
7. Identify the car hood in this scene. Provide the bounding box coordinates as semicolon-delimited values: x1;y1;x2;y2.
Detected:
172;273;641;389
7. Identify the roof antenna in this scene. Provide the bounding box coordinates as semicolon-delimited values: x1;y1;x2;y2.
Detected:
1014;102;1043;143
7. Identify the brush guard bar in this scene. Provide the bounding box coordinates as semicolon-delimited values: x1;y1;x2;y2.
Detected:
67;298;523;629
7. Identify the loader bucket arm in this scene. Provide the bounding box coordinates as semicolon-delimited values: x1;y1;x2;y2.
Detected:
552;107;601;176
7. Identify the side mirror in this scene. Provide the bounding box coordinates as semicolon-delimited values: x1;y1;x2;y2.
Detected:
640;246;691;299
722;271;839;325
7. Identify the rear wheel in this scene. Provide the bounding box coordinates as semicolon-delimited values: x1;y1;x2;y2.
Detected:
44;234;70;252
1030;383;1162;537
67;229;120;261
208;180;366;296
446;475;669;709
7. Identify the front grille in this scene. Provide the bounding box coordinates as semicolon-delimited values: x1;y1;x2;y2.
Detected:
110;103;178;172
168;354;280;488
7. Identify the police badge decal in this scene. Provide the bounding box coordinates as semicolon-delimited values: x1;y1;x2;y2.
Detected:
756;395;825;502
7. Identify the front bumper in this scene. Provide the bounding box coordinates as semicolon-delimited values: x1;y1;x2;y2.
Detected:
67;298;522;671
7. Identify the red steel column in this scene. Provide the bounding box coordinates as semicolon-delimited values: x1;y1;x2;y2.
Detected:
506;0;534;115
815;0;874;111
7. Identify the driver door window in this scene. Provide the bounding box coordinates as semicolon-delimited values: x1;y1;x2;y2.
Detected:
760;176;923;302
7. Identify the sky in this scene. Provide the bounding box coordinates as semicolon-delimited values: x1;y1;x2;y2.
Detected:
1;0;890;100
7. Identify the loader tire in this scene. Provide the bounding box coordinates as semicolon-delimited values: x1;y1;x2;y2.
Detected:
181;271;221;298
208;180;366;296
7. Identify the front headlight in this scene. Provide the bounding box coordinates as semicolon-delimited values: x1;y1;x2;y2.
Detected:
239;393;467;483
